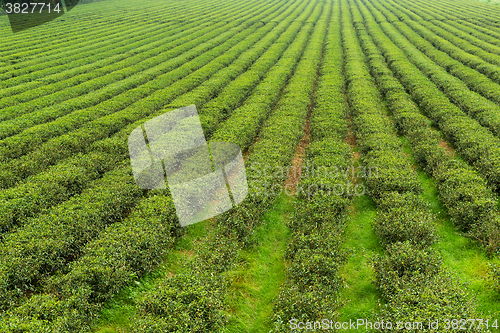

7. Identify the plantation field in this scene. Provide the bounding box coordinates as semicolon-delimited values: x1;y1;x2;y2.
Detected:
1;0;500;331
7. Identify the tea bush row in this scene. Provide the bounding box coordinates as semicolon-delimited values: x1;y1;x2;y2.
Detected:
0;20;207;123
365;0;500;137
0;0;245;81
355;0;500;254
0;3;206;98
0;0;298;233
0;194;181;332
0;5;277;163
386;0;500;53
272;1;353;327
359;3;500;193
0;20;267;188
129;3;327;330
345;1;480;327
0;163;145;311
0;0;179;56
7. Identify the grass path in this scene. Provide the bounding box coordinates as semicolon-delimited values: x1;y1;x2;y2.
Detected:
93;194;293;333
337;195;383;328
223;193;292;333
398;137;500;321
422;169;500;318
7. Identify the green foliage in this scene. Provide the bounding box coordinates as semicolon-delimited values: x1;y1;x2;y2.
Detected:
343;0;483;324
272;2;352;328
131;1;328;331
132;273;227;333
374;192;437;247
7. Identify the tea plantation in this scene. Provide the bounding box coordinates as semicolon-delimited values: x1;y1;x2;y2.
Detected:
1;0;500;331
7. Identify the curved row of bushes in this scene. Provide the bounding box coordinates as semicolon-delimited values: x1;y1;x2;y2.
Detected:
356;0;500;254
0;22;227;144
0;0;320;324
0;0;304;235
0;0;217;87
0;19;274;189
0;13;189;100
0;1;213;83
414;0;500;25
383;0;500;46
398;0;500;36
364;0;500;138
272;1;353;328
352;5;500;194
0;18;211;120
380;0;500;93
343;1;480;328
128;2;328;330
0;193;181;332
380;2;500;84
392;0;500;53
0;2;152;51
0;163;145;311
0;0;287;162
368;0;500;41
0;0;254;68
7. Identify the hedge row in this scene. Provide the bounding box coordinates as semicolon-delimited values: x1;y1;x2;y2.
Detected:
0;5;163;69
272;1;353;328
433;19;500;49
0;18;272;189
0;18;208;119
0;194;181;332
0;22;221;143
391;0;500;53
365;0;500;137
386;6;500;84
398;0;500;35
344;1;480;327
129;2;328;331
444;19;500;46
0;0;244;80
0;0;208;98
0;15;184;100
0;1;287;162
411;0;500;28
373;0;500;40
355;4;500;193
343;0;430;245
0;0;175;55
182;0;312;137
0;0;300;233
0;163;145;311
0;6;193;83
356;0;500;253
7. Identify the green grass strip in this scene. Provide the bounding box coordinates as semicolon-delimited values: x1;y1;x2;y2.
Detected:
223;194;292;333
337;195;383;327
